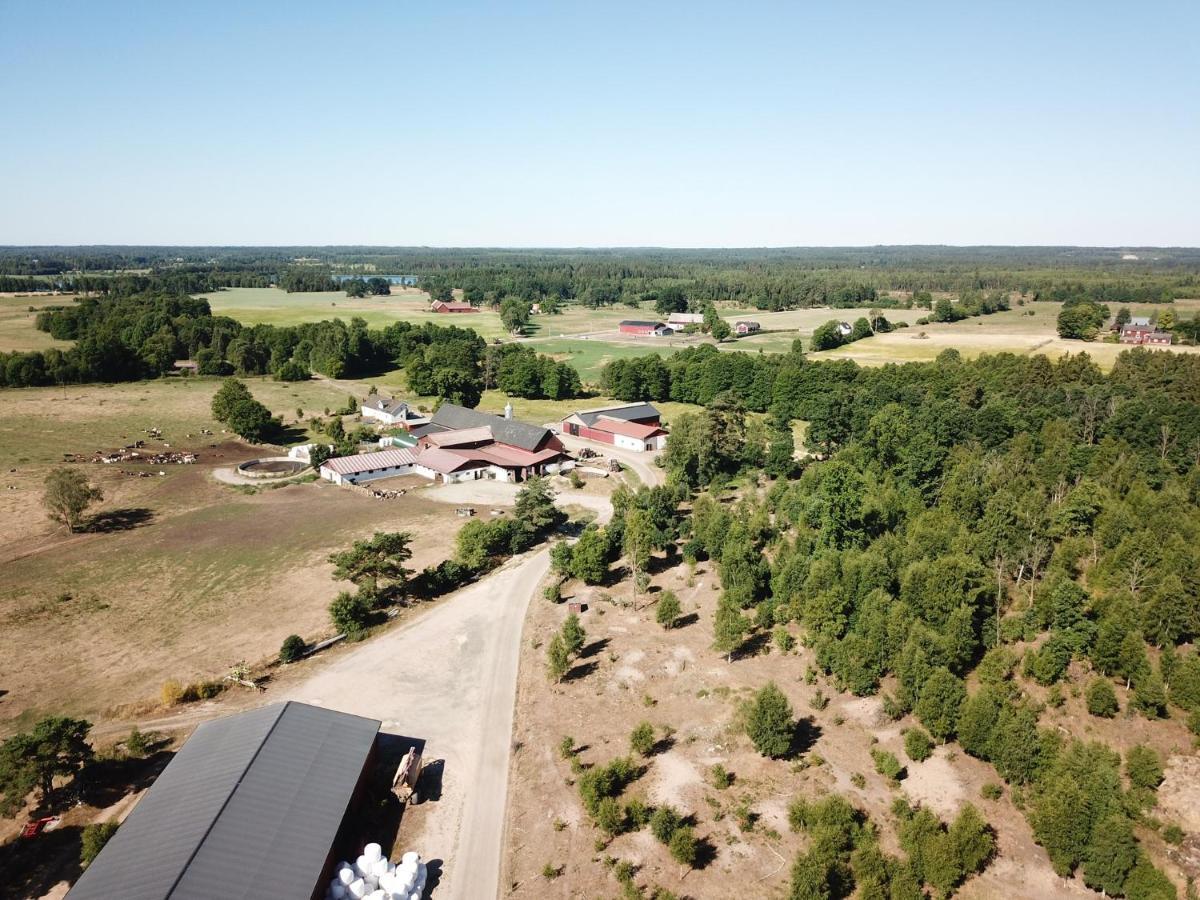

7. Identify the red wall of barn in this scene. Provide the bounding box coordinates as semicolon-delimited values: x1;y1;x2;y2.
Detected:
566;424;616;444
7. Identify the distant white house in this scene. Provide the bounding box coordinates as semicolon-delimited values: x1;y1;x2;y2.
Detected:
837;321;853;337
666;312;705;327
361;396;430;428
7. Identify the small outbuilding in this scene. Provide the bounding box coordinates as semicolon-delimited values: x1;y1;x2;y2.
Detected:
734;321;761;335
562;402;668;451
430;300;477;313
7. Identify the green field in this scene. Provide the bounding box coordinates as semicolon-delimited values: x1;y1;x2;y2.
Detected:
523;336;688;382
0;294;75;352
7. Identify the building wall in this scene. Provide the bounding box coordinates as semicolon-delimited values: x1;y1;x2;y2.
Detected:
362;407;400;425
569;423;617;444
613;433;649;452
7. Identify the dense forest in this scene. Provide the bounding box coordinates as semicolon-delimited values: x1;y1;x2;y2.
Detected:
634;348;1199;899
2;246;1198;311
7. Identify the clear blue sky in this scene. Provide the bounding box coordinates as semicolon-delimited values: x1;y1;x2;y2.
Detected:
2;0;1197;246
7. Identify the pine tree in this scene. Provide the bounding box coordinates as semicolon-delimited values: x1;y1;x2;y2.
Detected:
546;634;569;682
561;613;586;657
713;593;748;662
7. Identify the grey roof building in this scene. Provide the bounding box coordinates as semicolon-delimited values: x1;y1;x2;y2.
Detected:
570;402;660;428
422;402;555;451
67;702;381;900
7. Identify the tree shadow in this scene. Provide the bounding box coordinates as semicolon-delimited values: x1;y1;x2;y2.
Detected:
578;638;610;660
269;422;308;445
650;733;676;756
737;630;772;659
647;546;681;575
0;824;83;898
693;834;719;870
86;507;154;533
789;717;822;757
667;612;698;630
565;660;598;682
83;747;175;810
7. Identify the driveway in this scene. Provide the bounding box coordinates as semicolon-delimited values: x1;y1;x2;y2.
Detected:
280;548;551;900
554;433;665;487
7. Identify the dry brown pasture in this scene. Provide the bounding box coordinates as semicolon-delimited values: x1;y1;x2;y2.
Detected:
0;377;469;734
502;527;1194;899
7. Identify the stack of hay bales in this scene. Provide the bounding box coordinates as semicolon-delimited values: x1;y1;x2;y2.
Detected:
325;842;428;900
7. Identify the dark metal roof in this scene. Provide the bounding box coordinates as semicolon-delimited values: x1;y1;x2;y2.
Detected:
67;702;380;900
619;320;666;328
430;403;551;451
574;402;660;427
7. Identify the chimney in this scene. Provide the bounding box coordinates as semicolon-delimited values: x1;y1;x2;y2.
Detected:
504;402;513;420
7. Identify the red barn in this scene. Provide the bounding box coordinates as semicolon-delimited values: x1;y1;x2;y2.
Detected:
430;300;477;313
562;402;668;452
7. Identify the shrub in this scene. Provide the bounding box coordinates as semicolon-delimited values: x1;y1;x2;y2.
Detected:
773;626;795;653
328;591;372;635
80;821;119;868
543;582;562;603
559;735;575;759
630;721;656;756
124;727;149;757
650;805;683;844
562;613;586;657
904;728;933;762
871;747;904;781
710;763;733;789
1086;678;1119;717
745;682;795;758
160;679;184;707
541;862;561;879
668;826;699;869
981;783;1003;800
595;796;625;835
656;591;681;628
625;797;652;828
1163;824;1184;845
1126;745;1164;790
279;634;306;663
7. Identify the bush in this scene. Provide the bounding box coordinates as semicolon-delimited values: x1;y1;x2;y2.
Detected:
160;679;184;707
558;735;575;759
124;727;149;757
904;728;933;762
543;582;562;603
279;634;306;663
630;721;655;756
595;796;625;835
656;591;681;628
1086;678;1119;717
710;763;733;789
650;805;683;843
625;796;652;828
745;682;795;758
1126;745;1164;790
80;821;119;867
329;591;372;635
871;747;904;781
981;783;1003;800
773;626;795;653
668;826;699;869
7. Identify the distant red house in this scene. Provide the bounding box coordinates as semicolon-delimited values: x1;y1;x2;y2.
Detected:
430;300;477;313
618;320;673;336
1120;317;1172;345
561;402;668;452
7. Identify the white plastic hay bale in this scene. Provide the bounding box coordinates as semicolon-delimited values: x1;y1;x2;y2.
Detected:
348;878;368;899
355;855;371;876
364;842;382;862
373;857;390;878
400;852;419;867
339;867;356;886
